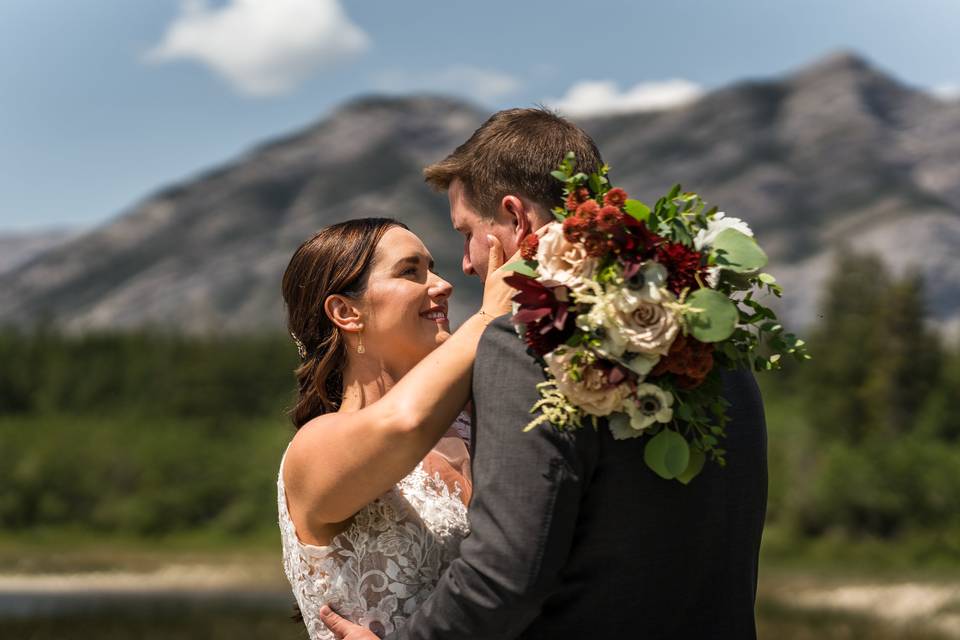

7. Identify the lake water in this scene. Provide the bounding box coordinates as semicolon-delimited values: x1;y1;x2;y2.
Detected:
0;588;307;640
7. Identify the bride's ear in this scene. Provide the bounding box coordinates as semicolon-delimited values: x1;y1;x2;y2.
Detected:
324;294;363;334
500;194;533;242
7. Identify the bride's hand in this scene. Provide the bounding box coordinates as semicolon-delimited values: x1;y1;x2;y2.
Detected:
319;606;378;640
479;234;521;319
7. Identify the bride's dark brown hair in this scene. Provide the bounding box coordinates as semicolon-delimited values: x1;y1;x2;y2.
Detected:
281;218;407;429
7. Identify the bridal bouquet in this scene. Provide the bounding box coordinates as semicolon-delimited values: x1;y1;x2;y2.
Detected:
504;153;808;483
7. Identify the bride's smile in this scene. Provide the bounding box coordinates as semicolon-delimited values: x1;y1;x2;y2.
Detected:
420;306;449;324
348;226;454;379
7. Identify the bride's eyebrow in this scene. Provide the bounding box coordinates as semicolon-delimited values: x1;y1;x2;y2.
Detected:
394;255;435;270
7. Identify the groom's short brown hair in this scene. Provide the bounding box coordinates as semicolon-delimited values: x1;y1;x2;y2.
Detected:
423;107;603;218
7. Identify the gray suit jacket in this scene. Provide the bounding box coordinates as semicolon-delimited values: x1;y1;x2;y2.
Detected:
388;315;767;639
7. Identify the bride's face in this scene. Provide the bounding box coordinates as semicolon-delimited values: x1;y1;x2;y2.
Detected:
358;226;453;374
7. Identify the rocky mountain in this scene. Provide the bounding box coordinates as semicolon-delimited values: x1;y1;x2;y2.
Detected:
0;228;80;275
2;50;959;337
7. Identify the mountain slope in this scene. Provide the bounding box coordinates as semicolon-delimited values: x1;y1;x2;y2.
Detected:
2;51;959;336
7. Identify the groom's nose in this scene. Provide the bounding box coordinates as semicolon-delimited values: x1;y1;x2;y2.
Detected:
462;243;476;277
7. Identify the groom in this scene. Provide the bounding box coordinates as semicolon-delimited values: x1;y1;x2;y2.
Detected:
322;108;768;638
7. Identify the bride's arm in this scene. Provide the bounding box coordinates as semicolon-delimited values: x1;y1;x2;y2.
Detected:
284;237;515;525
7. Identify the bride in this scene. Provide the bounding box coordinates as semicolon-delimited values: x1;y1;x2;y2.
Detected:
278;217;515;639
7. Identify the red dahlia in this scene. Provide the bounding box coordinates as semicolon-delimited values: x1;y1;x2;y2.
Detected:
575;199;600;219
650;334;715;389
562;215;590;242
583;233;608;258
596;206;623;232
520;233;539;260
565;186;591;211
603;187;628;208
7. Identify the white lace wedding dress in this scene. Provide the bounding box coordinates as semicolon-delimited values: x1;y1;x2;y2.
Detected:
278;416;472;639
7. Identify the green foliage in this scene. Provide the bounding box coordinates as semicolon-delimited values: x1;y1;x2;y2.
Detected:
796;436;960;536
761;249;960;541
643;429;690;480
2;243;959;547
802;252;942;443
710;228;769;273
623;199;650;222
502;260;538;277
685;288;739;342
0;413;290;536
0;329;299;537
0;329;297;420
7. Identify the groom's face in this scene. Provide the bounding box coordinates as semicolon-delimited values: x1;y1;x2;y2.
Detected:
448;179;518;281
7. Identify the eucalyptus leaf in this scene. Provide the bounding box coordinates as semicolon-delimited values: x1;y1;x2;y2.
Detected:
711;229;768;273
502;260;538;278
644;429;690;480
721;271;755;291
550;170;568;182
686;288;738;343
677;448;706;485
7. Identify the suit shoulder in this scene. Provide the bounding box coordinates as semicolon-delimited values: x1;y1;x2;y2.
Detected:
478;315;541;368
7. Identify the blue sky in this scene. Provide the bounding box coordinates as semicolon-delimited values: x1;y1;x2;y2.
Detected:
1;0;958;232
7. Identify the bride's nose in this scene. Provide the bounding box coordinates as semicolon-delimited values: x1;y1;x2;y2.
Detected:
428;273;453;300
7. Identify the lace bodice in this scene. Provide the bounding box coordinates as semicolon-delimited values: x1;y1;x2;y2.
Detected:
278;425;471;639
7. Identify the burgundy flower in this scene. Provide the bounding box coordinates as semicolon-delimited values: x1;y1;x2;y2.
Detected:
614;218;663;269
655;241;707;295
504;274;576;355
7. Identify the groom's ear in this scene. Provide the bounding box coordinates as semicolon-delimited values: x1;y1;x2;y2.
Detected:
324;294;363;334
500;194;534;242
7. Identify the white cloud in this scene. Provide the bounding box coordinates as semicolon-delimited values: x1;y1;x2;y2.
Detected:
372;66;521;104
146;0;370;97
931;83;960;102
546;79;704;117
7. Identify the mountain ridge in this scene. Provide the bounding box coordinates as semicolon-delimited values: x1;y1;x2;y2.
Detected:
2;51;959;337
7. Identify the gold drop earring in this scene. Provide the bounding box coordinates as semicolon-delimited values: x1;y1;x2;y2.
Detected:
356;329;365;354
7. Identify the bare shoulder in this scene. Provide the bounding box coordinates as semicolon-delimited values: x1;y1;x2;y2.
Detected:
282;413;342;495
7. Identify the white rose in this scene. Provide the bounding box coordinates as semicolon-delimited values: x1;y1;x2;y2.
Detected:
544;349;629;417
693;212;753;251
576;295;628;358
536;222;596;290
612;285;681;356
577;283;679;358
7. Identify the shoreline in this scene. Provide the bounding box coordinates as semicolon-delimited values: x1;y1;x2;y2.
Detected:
0;564;286;595
2;566;959;637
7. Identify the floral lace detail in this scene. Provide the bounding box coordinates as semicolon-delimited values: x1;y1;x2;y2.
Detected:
278;448;470;639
